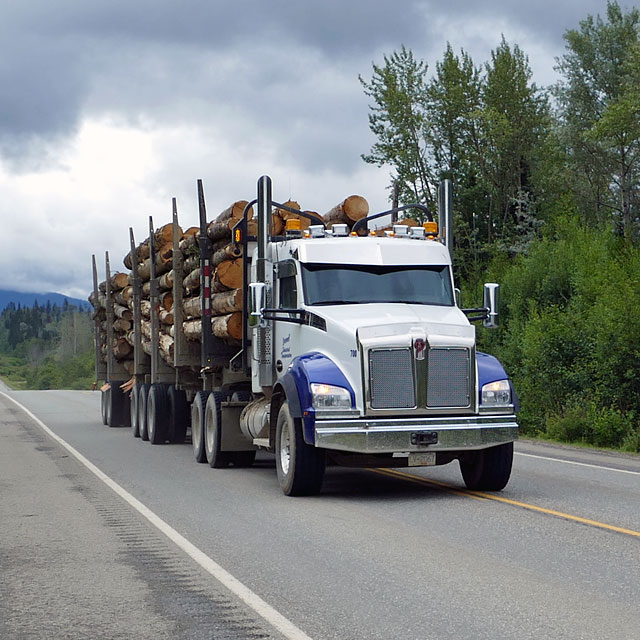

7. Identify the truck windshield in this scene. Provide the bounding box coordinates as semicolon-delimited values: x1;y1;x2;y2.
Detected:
301;263;454;306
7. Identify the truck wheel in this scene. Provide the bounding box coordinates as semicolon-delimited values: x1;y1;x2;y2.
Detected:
205;392;230;468
138;383;150;441
191;390;210;463
229;451;256;468
130;384;140;437
275;402;325;496
167;386;189;444
459;442;514;491
148;384;169;445
101;388;109;425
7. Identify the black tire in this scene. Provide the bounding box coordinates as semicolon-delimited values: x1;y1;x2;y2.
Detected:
459;442;514;491
130;383;140;437
107;382;130;428
229;451;257;468
191;390;210;463
275;402;325;496
138;383;151;441
148;384;169;445
101;388;109;426
167;386;189;444
205;392;230;468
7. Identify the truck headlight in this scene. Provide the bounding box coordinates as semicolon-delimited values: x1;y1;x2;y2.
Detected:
310;383;352;410
481;380;511;406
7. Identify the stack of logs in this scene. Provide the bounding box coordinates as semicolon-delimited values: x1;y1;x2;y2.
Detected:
90;194;369;370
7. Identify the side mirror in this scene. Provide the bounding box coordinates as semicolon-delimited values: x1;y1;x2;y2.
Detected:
249;282;266;327
483;283;499;329
454;287;462;308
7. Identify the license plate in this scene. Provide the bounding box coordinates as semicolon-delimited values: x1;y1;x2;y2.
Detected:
408;452;436;467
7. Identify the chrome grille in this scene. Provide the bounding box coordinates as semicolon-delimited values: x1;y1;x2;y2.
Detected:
368;348;415;409
427;348;470;407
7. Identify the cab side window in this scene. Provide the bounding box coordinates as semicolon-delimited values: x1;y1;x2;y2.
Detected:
279;274;297;308
278;260;298;308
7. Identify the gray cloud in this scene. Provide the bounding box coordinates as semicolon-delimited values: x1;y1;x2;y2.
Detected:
0;0;617;297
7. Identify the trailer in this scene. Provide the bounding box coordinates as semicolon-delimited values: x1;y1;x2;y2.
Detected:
91;176;518;495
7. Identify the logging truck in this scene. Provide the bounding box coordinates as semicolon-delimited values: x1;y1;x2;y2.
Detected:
91;176;518;496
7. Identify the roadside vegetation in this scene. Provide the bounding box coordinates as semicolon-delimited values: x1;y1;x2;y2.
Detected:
360;2;640;451
0;301;94;391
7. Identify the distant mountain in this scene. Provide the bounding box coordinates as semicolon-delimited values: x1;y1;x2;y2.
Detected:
0;290;90;313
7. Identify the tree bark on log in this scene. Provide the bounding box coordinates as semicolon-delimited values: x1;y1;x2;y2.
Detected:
159;308;174;325
141;337;152;357
109;272;129;291
159;333;174;362
183;313;242;341
183;268;200;293
113;304;133;321
113;318;132;332
112;290;129;307
246;215;284;237
183;288;242;319
183;255;199;274
212;312;242;340
179;232;199;253
211;288;243;315
89;291;107;309
132;243;173;282
324;195;369;227
215;200;253;223
212;243;242;268
158;270;174;291
113;337;133;360
183;320;201;341
123;239;150;270
206;219;236;243
182;296;202;319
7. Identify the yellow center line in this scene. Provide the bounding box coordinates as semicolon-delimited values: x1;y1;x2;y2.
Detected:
372;468;640;539
370;468;488;501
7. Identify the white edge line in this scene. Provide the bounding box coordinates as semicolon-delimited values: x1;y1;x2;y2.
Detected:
1;391;313;640
515;451;640;475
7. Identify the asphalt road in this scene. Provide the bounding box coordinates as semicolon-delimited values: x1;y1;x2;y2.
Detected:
2;389;639;640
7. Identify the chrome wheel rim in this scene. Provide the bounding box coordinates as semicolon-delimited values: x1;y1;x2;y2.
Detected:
279;419;291;476
192;412;201;451
205;408;213;453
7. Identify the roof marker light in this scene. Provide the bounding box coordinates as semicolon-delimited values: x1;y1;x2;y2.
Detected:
331;223;349;236
424;221;438;236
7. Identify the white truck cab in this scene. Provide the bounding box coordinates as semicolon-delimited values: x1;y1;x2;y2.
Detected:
243;176;518;495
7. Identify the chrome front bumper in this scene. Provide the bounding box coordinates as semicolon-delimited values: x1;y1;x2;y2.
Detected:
314;414;518;453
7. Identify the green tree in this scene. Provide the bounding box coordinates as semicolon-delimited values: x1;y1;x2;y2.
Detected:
426;44;485;278
476;37;547;249
554;1;640;240
359;46;435;210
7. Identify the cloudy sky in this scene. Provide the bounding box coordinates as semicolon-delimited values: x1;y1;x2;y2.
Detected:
0;0;612;299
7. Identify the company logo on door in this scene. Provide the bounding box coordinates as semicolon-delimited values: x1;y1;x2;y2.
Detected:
281;334;292;359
